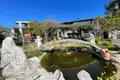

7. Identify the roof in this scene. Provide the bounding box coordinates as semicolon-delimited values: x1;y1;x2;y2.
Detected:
16;21;30;24
62;18;94;24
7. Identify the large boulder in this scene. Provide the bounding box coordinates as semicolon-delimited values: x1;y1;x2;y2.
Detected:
0;37;27;78
0;37;65;80
77;70;93;80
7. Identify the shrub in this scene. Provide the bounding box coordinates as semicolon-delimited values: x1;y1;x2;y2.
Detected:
96;36;119;51
102;41;112;47
96;36;102;43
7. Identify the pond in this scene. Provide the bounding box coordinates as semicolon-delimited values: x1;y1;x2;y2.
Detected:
41;48;115;80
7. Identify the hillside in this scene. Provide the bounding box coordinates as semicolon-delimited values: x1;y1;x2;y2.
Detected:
0;26;11;32
0;27;11;46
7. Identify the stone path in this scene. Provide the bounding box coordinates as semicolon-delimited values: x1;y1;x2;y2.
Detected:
112;39;120;47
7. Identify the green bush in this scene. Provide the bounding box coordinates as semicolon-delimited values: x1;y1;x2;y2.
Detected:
95;36;119;51
102;41;112;47
96;36;102;43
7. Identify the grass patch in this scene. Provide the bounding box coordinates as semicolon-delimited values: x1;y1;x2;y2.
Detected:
22;44;43;58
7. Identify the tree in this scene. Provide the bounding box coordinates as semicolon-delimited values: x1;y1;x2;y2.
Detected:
24;20;60;42
96;10;120;31
24;20;44;36
42;20;60;41
96;0;120;31
105;0;120;14
25;19;94;41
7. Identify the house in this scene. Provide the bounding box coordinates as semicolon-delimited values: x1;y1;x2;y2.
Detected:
62;18;120;40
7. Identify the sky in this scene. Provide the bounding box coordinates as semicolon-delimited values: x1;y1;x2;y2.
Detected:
0;0;109;28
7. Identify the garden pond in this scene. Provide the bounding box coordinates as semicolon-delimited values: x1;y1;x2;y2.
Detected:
41;47;116;80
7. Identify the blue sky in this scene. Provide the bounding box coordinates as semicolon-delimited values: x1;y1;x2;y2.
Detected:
0;0;109;28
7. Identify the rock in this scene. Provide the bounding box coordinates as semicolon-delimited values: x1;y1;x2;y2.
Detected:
5;78;16;80
27;57;40;72
40;39;101;50
34;69;65;80
0;37;65;80
54;70;65;80
0;37;27;79
22;57;41;79
22;69;65;80
77;70;93;80
89;33;96;45
101;49;111;60
111;54;120;64
37;75;56;80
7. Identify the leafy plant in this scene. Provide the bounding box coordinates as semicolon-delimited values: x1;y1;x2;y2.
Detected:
97;71;118;80
102;41;113;47
96;36;102;43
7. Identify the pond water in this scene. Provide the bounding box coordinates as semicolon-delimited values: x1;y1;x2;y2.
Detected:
41;49;115;80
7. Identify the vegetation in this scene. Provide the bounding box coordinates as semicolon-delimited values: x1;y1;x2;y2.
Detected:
96;0;120;31
60;23;93;31
97;71;118;80
96;36;118;51
24;20;60;42
22;44;43;58
0;26;10;32
105;0;120;14
24;19;94;42
0;76;4;80
96;10;120;31
24;20;44;35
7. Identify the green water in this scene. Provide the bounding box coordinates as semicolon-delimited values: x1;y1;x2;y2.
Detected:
41;51;115;80
41;51;95;70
